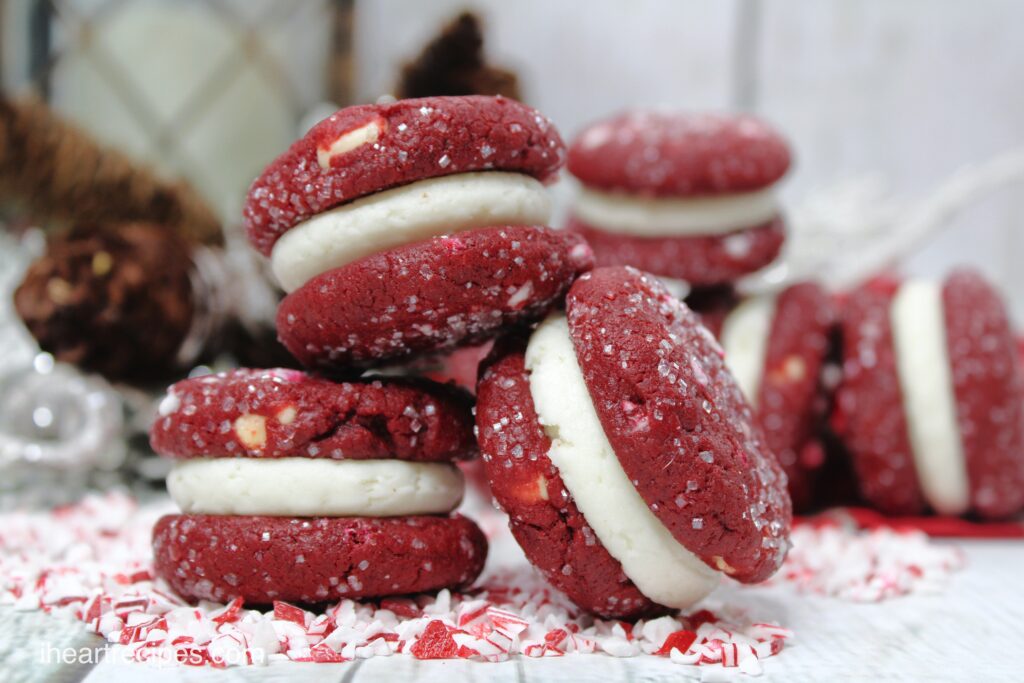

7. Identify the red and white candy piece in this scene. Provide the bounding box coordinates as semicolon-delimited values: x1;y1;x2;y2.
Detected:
1;493;792;672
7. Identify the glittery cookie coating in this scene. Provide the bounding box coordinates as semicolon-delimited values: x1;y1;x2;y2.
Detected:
277;226;594;370
245;95;565;255
567;111;790;197
836;280;931;515
153;514;487;604
567;215;784;285
836;271;1024;519
945;271;1024;518
566;267;792;582
757;283;835;511
476;336;662;619
150;368;475;462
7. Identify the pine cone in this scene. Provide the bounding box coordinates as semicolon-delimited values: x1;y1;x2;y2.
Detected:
0;96;222;245
397;12;521;100
14;223;197;382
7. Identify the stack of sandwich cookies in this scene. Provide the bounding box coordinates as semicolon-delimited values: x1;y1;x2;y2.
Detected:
720;282;835;510
151;369;487;604
565;111;790;288
835;270;1024;518
245;95;593;369
476;267;792;619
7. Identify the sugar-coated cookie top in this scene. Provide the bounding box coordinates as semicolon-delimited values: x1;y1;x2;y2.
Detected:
568;111;790;197
151;368;476;462
566;267;792;582
245;95;566;255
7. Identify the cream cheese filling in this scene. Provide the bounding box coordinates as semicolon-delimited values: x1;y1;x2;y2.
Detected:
573;185;777;237
890;280;970;516
271;171;552;292
720;294;777;409
167;457;464;517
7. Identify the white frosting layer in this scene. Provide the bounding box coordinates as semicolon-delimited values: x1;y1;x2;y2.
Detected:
525;314;719;608
572;185;778;237
167;457;464;517
720;295;777;409
890;280;970;515
271;172;552;292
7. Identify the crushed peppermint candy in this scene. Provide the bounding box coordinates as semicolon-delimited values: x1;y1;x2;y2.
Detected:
0;493;791;673
775;523;965;602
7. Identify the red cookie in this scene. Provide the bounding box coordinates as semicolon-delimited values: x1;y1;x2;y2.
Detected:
941;271;1024;518
277;226;593;370
476;336;661;620
153;514;487;604
567;111;790;197
754;283;835;511
834;279;924;514
835;271;1024;518
150;368;475;462
567;267;791;582
565;111;790;285
566;215;785;286
245;96;565;255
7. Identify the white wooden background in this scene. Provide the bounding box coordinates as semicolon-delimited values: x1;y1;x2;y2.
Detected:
356;0;1024;321
1;0;1022;318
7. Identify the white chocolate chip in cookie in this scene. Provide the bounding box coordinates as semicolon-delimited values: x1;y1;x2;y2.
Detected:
781;355;806;382
713;555;737;574
536;475;550;501
317;118;385;169
234;414;267;450
275;405;297;425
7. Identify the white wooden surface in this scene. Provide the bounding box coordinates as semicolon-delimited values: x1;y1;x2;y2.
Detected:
3;539;1015;682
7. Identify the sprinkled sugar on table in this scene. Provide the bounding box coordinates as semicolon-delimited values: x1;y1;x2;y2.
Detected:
1;493;1021;683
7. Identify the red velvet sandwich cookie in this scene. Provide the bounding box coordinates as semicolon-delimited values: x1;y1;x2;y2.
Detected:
277;225;593;370
245;95;564;258
719;282;835;510
153;514;486;605
245;95;588;368
151;368;488;604
476;267;791;619
566;111;790;285
248;96;566;294
477;336;659;619
835;270;1024;518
